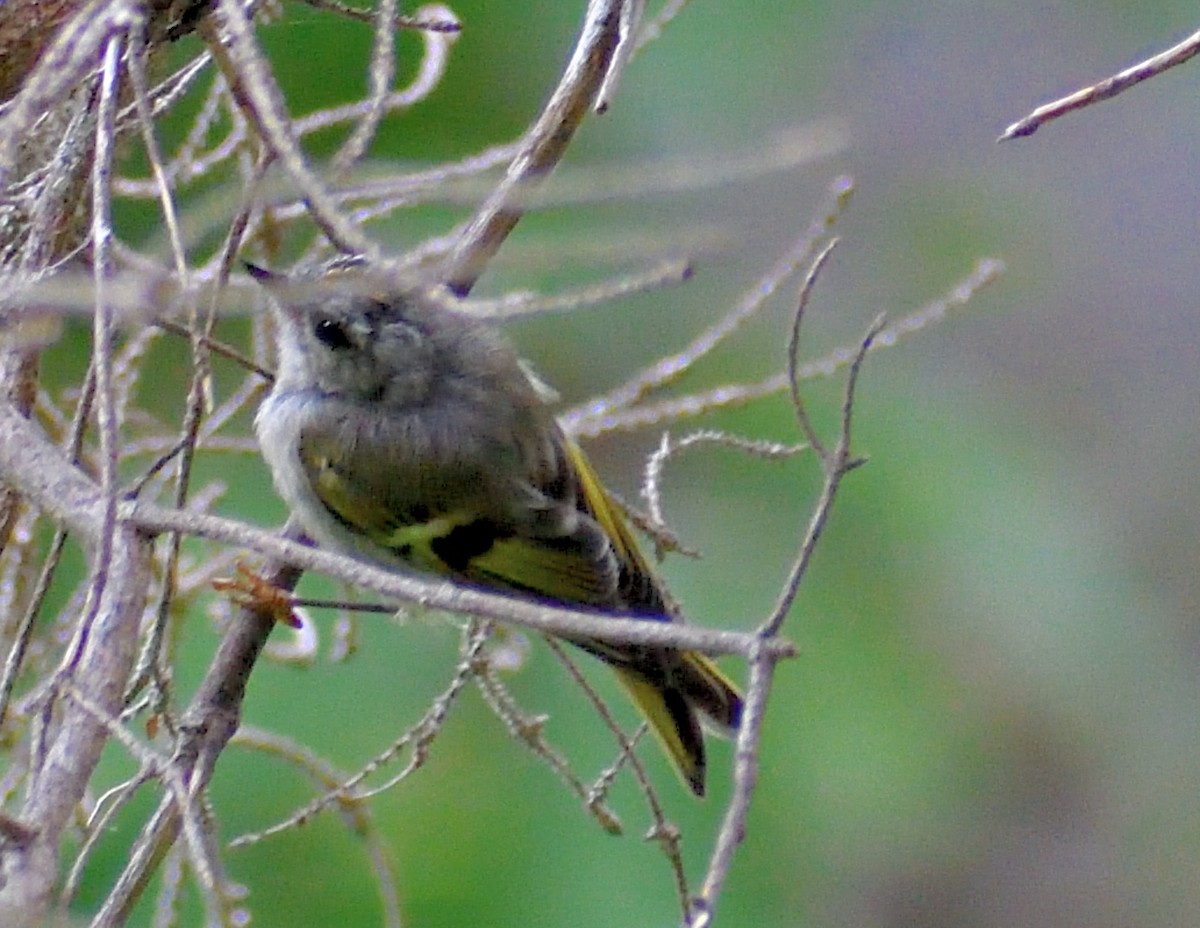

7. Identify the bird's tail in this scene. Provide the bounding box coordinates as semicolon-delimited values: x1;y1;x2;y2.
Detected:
612;652;743;797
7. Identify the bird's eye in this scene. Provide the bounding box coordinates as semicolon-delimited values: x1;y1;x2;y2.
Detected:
313;317;353;350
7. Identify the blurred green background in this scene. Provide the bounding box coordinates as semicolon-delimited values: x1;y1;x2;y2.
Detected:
72;1;1200;925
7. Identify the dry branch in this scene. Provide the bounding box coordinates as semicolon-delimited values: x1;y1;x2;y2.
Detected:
1000;25;1200;140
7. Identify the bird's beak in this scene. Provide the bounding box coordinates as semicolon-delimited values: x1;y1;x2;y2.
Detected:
245;263;307;324
244;261;283;287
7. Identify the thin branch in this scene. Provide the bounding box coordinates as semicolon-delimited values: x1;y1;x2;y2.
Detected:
689;641;777;928
62;768;156;908
594;0;642;113
641;430;807;549
0;530;67;727
296;0;461;33
690;255;879;926
464;255;693;321
89;526;302;927
1000;26;1200;140
439;0;625;294
0;0;142;192
272;121;841;229
562;175;854;434
127;32;189;280
472;645;625;832
230;621;488;849
541;637;689;913
329;0;399;174
325;1;461;174
569;256;1004;439
229;726;403;928
60;31;124;680
123;494;796;659
786;238;840;459
201;0;374;256
121;26;202;711
766;316;880;638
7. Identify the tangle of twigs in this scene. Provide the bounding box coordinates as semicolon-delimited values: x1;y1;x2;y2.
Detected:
0;2;1000;927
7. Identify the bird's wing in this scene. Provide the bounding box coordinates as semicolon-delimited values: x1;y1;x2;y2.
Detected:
297;422;622;605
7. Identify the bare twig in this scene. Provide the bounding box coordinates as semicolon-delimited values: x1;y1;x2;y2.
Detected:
689;640;776;928
688;252;878;927
62;32;124;681
642;430;807;546
541;636;689;912
769;316;879;638
465;255;693;321
570;256;1004;439
61;768;156;907
121;28;200;711
562;175;855;436
473;642;627;834
0;450;150;927
229;725;403;928
440;0;625;294
89;526;302;927
329;0;399;174
594;0;642;113
785;238;840;458
124;489;796;659
201;0;375;256
230;621;489;849
1000;26;1200;140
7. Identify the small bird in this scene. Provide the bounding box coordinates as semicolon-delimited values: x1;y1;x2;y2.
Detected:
250;264;742;796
